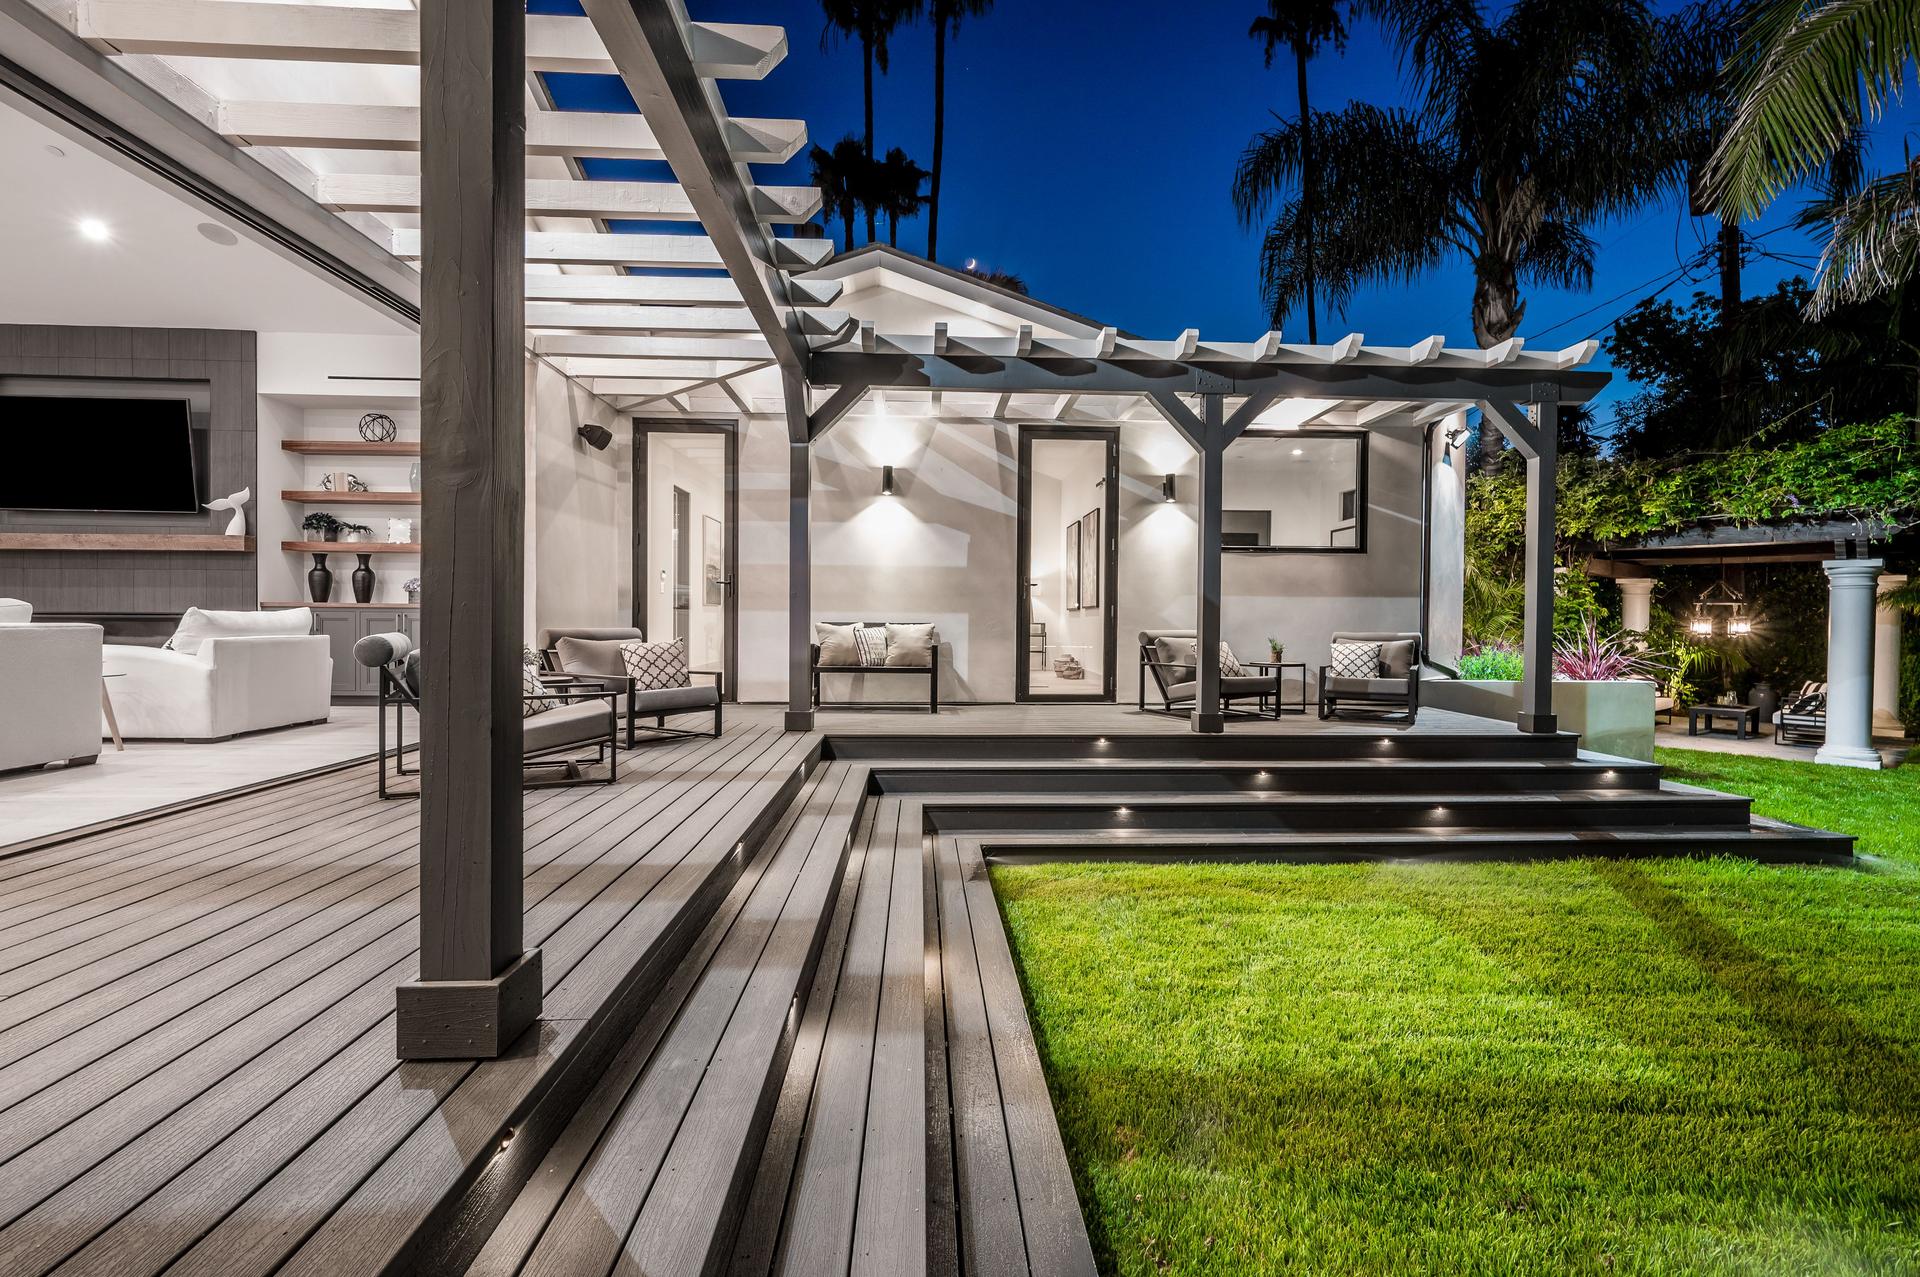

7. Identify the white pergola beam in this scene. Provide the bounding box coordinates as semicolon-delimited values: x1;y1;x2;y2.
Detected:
71;2;787;79
532;334;772;360
522;273;843;308
395;229;829;271
318;173;820;222
524;302;849;336
213;101;806;165
550;356;760;378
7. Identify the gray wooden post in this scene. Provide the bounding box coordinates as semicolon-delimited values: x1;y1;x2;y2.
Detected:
785;376;814;730
1192;395;1226;733
397;0;540;1061
1518;401;1559;733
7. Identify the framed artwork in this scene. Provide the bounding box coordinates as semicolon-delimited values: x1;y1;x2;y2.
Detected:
1339;489;1358;521
1079;507;1100;608
1064;519;1081;610
701;515;724;606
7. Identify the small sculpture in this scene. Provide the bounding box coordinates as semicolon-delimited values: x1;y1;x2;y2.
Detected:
205;487;250;537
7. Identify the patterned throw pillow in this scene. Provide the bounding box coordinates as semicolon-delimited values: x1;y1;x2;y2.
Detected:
1219;642;1246;677
1328;641;1383;680
1786;691;1826;716
853;624;888;667
521;665;559;718
620;638;690;690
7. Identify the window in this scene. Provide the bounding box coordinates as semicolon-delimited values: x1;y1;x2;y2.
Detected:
1219;431;1367;552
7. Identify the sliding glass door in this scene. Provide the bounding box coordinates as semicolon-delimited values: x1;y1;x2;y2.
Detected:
633;420;736;697
1016;426;1118;701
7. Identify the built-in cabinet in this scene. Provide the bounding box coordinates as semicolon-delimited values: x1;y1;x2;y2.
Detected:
269;603;417;701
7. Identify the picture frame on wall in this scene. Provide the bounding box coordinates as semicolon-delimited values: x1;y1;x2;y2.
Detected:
1079;507;1100;608
1064;519;1081;610
701;515;724;606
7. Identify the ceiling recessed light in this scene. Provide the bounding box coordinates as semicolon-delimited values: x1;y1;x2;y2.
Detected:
196;222;239;247
44;144;66;159
1291;447;1304;456
77;218;111;243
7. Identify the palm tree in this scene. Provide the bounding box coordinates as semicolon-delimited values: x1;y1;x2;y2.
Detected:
809;136;867;250
875;147;930;247
1244;0;1349;343
1705;0;1920;318
820;0;923;243
960;262;1028;295
1235;0;1689;470
925;0;993;262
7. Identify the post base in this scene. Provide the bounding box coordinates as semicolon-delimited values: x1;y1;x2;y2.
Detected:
1516;712;1559;734
784;709;816;732
1814;743;1885;770
1190;710;1225;734
397;947;542;1060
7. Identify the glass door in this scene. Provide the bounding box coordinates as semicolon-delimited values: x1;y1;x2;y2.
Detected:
635;422;736;695
1017;426;1118;701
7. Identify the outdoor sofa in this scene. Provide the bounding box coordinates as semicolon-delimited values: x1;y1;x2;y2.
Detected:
1136;629;1281;717
811;621;939;712
537;625;722;743
1319;631;1422;721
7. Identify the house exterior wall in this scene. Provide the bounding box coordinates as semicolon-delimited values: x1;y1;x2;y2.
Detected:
525;357;627;639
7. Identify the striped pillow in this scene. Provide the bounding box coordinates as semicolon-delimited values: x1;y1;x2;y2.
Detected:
854;624;888;667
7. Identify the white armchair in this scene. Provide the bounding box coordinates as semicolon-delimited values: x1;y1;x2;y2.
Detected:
0;600;104;771
104;632;332;740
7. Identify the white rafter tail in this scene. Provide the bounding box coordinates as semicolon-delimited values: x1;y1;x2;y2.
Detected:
1251;330;1285;361
1485;337;1524;366
1173;328;1199;360
1014;324;1034;357
770;237;834;270
788;277;845;307
858;320;877;354
1095;327;1117;358
932;322;949;355
1555;339;1600;368
797;309;856;342
685;21;788;79
1409;335;1446;364
749;184;822;223
723;117;808;163
1324;333;1364;363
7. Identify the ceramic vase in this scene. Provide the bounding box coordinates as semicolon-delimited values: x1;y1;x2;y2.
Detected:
307;553;333;603
351;553;376;604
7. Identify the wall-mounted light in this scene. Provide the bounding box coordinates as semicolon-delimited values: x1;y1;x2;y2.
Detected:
576;423;613;451
880;464;896;496
1444;424;1468;451
77;217;110;243
1161;473;1177;503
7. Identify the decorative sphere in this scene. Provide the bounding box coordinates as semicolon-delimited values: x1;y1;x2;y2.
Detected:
358;412;398;443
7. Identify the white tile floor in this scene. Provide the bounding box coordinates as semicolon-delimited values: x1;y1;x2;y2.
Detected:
0;706;381;849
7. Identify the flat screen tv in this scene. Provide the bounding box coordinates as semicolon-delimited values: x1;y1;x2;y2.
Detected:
0;395;200;513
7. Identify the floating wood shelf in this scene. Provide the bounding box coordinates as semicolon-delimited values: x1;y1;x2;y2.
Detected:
283;541;422;554
281;440;421;456
0;533;255;552
282;490;422;504
261;600;422;610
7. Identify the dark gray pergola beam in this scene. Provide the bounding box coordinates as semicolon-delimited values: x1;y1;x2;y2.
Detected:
1482;398;1560;735
398;0;537;1061
0;0;421;327
810;352;1608;406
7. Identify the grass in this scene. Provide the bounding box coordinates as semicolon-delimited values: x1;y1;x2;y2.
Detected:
992;748;1920;1276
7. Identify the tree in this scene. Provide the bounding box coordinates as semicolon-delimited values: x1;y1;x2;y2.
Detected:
809;136;868;251
960;262;1028;295
926;0;993;262
820;0;923;243
874;147;930;247
1243;0;1349;343
1705;0;1920;317
1236;0;1698;470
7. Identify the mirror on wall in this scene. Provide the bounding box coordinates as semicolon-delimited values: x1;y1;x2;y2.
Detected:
1220;431;1366;551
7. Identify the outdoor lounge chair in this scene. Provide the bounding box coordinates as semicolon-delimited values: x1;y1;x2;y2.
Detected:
1319;631;1422;721
354;632;620;797
811;621;940;712
536;624;722;744
1136;629;1281;717
1773;680;1827;746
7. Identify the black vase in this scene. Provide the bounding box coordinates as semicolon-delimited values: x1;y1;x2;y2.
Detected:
307;553;333;603
351;553;376;604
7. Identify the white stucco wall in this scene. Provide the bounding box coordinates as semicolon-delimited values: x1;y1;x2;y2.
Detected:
525;358;627;639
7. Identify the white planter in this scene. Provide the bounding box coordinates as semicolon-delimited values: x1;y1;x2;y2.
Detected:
1425;678;1657;761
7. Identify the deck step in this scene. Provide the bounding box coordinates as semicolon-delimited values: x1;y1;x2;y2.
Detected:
871;757;1663;795
466;761;870;1277
824;729;1583;763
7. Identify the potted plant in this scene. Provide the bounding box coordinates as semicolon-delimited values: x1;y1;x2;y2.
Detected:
301;512;342;543
340;521;374;544
403;576;421;605
1427;622;1667;760
1267;636;1285;661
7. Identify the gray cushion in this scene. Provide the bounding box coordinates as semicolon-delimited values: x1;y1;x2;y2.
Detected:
1164;675;1277;701
1378;639;1417;679
554;635;632;678
630;683;720;714
1153;636;1197;685
353;630;413;669
522;698;614;753
538;625;641;652
884;623;935;667
815;622;860;667
1326;676;1413;696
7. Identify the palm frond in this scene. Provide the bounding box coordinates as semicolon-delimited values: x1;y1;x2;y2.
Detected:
1517;218;1598;291
1802;162;1920;316
1706;0;1920;220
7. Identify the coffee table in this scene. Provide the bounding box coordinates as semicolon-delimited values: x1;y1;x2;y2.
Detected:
1688;702;1760;739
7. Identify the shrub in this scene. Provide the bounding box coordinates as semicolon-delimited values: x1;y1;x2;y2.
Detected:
1553;616;1668;682
1459;646;1525;681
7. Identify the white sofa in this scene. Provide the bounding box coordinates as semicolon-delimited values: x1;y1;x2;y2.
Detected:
103;607;332;740
0;599;104;771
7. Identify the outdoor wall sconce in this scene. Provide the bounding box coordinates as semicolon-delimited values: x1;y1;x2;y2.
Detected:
1162;473;1177;503
880;464;897;496
576;423;613;451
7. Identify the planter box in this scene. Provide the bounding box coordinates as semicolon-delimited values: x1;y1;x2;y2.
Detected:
1425;678;1657;761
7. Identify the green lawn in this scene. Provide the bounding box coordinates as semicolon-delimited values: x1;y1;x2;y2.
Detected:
993;748;1920;1276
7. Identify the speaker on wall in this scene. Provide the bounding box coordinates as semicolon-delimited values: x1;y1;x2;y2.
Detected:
576;423;613;451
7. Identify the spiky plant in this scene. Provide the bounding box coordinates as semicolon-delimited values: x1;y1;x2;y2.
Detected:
1553;616;1671;682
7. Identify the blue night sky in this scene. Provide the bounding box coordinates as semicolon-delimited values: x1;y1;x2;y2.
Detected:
538;0;1920;423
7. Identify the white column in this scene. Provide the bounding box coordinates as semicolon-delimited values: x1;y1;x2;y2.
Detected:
1816;558;1885;769
1618;577;1655;633
1874;573;1907;731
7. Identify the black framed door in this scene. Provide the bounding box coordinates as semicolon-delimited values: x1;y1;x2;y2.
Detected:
1016;425;1119;701
633;419;738;700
